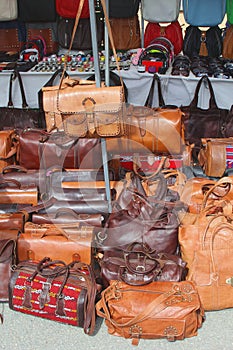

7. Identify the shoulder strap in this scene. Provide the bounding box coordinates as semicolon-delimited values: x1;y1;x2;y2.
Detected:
145;73;165;108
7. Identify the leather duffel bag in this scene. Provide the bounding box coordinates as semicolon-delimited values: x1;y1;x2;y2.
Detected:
96;280;205;345
17;129;102;170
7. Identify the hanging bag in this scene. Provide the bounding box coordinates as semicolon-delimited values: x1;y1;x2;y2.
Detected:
17;0;57;22
182;0;226;26
141;0;181;22
0;0;17;21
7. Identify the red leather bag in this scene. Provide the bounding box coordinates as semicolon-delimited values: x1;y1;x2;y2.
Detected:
55;0;90;19
144;21;183;55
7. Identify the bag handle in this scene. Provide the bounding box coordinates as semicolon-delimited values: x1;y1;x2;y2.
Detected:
0;179;21;188
8;71;29;109
2;165;28;174
145;73;165;108
201;177;233;210
190;75;218;109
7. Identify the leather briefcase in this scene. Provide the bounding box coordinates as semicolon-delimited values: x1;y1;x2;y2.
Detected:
17;222;94;264
96;280;205;345
0;179;38;206
9;258;100;334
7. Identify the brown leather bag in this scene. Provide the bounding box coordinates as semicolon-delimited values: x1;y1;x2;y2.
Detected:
0;130;16;172
100;242;187;288
0;179;38;206
186;216;233;310
96;280;205;345
198;137;233;177
17;222;94;264
106;74;185;154
0;211;29;231
0;230;19;302
17;129;102;170
180;177;233;214
109;15;141;50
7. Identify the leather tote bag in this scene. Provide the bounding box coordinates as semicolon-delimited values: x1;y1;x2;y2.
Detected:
0;71;46;131
0;0;17;21
181;76;229;156
142;0;181;22
96;280;205;346
182;0;226;26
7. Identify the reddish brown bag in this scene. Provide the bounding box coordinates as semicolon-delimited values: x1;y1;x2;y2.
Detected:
109;15;141;50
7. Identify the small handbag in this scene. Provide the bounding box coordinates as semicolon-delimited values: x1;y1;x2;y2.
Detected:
0;71;46;131
100;242;187;288
141;0;181;22
9;258;100;334
96;280;205;345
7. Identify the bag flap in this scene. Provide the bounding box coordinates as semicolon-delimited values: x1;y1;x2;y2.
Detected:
0;239;15;262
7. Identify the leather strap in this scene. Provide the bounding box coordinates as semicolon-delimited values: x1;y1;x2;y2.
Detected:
145;73;165;108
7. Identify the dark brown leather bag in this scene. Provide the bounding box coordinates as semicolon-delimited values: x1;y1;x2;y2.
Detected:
96;280;205;345
100;242;187;288
17;129;102;170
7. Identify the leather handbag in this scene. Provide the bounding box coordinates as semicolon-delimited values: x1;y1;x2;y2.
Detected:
106;74;185;155
0;71;46;131
17;222;94;264
17;128;102;170
183;25;223;58
0;0;18;21
185;216;233;310
181;76;229;156
0;230;18;302
100;242;187;288
109;15;141;51
0;179;38;206
182;0;226;26
0;130;16;172
96;280;205;345
198;137;233;177
32;209;104;227
9;258;100;334
0;211;28;231
141;0;181;22
42;0;125;138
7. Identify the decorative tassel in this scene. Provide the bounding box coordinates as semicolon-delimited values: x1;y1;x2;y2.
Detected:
199;32;208;56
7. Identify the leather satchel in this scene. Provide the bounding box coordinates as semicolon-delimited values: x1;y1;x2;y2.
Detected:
198;137;233;177
96;280;205;345
185;216;233;310
17;128;102;170
17;222;94;264
9;258;100;334
0;71;46;131
0;230;19;302
100;242;187;288
0;179;38;206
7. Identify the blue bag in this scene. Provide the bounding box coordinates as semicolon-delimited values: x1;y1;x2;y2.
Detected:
182;0;226;26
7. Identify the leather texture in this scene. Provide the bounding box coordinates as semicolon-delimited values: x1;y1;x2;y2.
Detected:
0;130;16;172
0;211;28;231
9;258;99;334
96;280;205;345
0;179;38;206
18;222;94;264
17;129;102;170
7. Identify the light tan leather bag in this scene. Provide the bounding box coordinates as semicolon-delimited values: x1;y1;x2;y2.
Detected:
199;137;233;177
18;222;94;264
0;130;16;172
186;216;233;310
96;280;205;346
